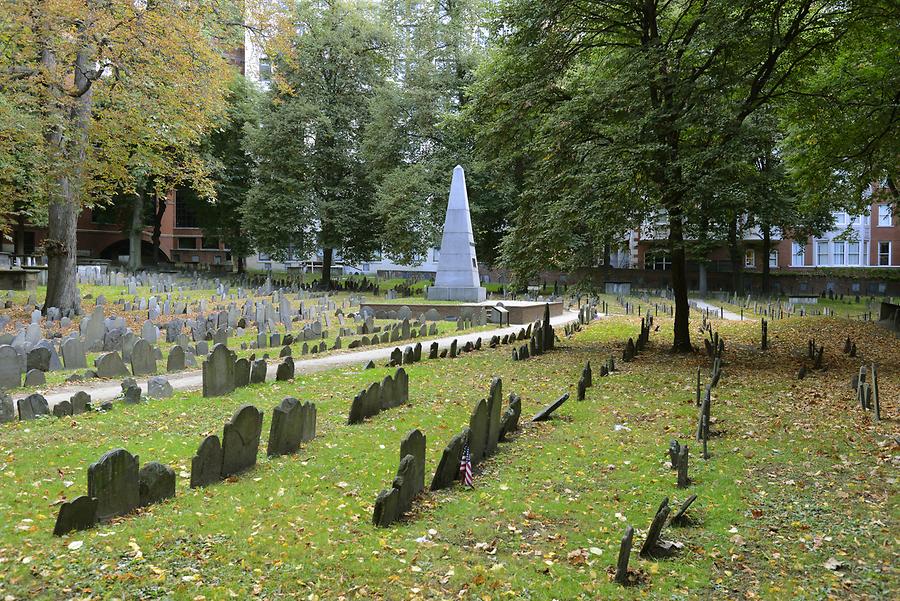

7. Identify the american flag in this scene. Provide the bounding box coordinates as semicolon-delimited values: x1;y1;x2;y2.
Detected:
459;444;473;488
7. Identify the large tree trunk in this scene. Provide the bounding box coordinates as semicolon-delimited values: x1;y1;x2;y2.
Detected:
761;224;772;295
151;197;166;264
668;211;692;352
728;216;743;295
44;200;81;313
15;214;25;257
128;192;143;270
321;247;333;289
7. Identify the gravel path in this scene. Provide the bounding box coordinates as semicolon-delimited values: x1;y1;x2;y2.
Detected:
689;299;746;321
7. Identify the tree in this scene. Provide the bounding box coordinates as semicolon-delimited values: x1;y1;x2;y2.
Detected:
244;0;388;288
470;0;857;351
1;0;231;312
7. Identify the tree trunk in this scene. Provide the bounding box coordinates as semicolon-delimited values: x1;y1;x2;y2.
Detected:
128;192;143;270
44;199;82;314
668;211;692;352
321;247;333;289
603;242;612;269
761;224;772;295
728;217;743;295
151;197;166;264
15;214;25;257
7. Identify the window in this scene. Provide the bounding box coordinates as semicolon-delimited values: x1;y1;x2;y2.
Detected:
175;199;199;228
848;242;860;265
258;56;272;84
769;249;778;268
201;237;220;250
432;248;440;263
877;204;892;227
471;257;477;268
833;241;845;265
744;249;755;268
816;240;829;266
834;211;848;225
878;241;891;266
91;203;120;225
258;252;270;262
177;237;196;250
792;241;805;266
645;254;671;270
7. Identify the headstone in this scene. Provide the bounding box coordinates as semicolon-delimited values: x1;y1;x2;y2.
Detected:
0;345;22;388
166;345;186;372
52;399;72;418
399;429;426;499
71;391;91;415
614;526;634;586
0;392;14;423
94;352;130;378
202;344;235;397
221;405;263;477
190;435;223;488
486;377;503;457
52;496;98;537
87;448;140;521
467;399;489;465
234;358;250;388
671;494;697;525
250;359;267;384
275;356;294;381
267;397;316;456
26;347;51;372
147;376;174;399
430;428;468;491
61;338;87;369
24;368;46;387
17;393;49;420
372;487;400;528
531;393;569;422
499;394;522;440
130;339;157;376
138;462;175;506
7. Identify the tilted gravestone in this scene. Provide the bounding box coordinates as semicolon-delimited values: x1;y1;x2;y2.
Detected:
379;374;397;410
95;352;130;378
138;462;175;506
485;377;503;457
275;356;294;381
431;428;468;491
639;498;677;558
221;405;263;477
61;337;87;369
166;345;186;372
399;429;426;500
499;394;522;441
267;397;316;457
531;393;570;422
372;487;400;528
467;399;489;465
190;435;223;488
614;525;635;586
671;494;697;526
88;448;140;521
17;393;49;421
392;454;419;517
202;344;236;397
52;495;98;537
250;359;267;384
71;391;91;415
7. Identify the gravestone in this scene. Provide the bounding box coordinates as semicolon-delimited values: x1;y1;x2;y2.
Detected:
130;339;157;376
499;394;522;440
379;374;397;409
393;454;418;517
430;428;468;491
267;397;317;456
250;359;267;384
221;405;263;477
234;358;250;388
0;393;14;423
26;347;51;372
395;368;409;405
614;526;635;586
202;344;235;397
52;496;98;537
52;400;72;418
0;345;22;388
166;345;186;372
429;342;438;359
486;377;503;457
24;368;46;387
17;393;49;420
95;352;130;378
61;338;87;369
87;448;140;521
275;357;294;381
399;429;426;499
671;494;697;525
468;399;489;465
372;487;400;528
147;376;174;399
138;462;175;506
639;498;675;558
71;391;91;415
190;435;223;488
531;393;570;422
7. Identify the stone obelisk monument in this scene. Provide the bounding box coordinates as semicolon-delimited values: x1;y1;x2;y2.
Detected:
427;165;486;302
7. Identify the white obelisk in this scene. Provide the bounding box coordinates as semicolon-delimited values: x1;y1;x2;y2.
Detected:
427;165;486;302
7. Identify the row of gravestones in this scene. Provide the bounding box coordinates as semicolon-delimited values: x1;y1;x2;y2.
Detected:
54;398;317;536
348;320;438;350
373;377;523;527
0;390;103;423
348;368;409;424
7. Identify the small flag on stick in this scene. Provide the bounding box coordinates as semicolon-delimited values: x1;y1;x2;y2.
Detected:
459;444;473;488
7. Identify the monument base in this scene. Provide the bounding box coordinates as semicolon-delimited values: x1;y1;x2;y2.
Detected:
426;286;487;303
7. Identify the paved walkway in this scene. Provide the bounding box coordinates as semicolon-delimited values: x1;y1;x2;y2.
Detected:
16;312;580;410
689;299;746;321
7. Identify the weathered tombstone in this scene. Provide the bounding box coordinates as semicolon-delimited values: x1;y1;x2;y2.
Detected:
234;358;250;388
138;462;175;506
429;342;438;359
94;352;130;378
395;367;409;405
87;448;140;521
393;454;418;516
71;391;91;415
372;487;400;528
279;345;292;358
250;359;267;384
267;397;316;456
52;400;72;418
122;381;142;404
0;392;14;423
26;347;51;372
531;393;569;422
583;361;592;387
379;374;396;409
486;377;503;457
0;345;22;389
576;376;587;401
147;376;174;399
17;393;49;420
166;345;186;372
499;394;522;440
202;344;235;397
614;525;635;586
61;338;87;370
671;494;697;526
130;339;157;376
52;496;98;537
275;356;294;381
639;498;674;558
390;347;402;366
24;368;46;387
430;428;468;491
468;399;489;465
399;429;426;499
190;435;223;488
676;445;690;488
221;405;263;477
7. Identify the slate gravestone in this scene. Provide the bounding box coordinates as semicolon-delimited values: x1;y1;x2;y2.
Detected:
0;345;22;388
395;368;409;405
95;352;130;378
24;369;46;387
267;398;317;457
379;374;396;410
130;339;156;376
17;393;49;420
138;462;175;506
88;448;140;521
0;393;14;423
279;345;291;358
202;344;236;397
390;347;402;367
468;399;489;465
52;496;98;537
61;338;87;370
190;435;223;488
392;454;419;517
26;347;51;372
52;400;72;418
499;394;522;440
431;428;468;491
400;429;426;499
614;525;634;586
250;359;267;384
234;358;250;388
166;345;186;372
429;342;438;359
275;357;294;381
71;391;91;415
639;498;674;558
486;377;503;457
372;487;400;528
531;393;570;422
221;405;263;477
147;376;173;399
671;494;697;525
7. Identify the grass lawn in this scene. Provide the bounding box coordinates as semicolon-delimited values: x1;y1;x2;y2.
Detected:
0;314;896;599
